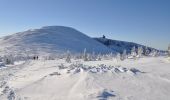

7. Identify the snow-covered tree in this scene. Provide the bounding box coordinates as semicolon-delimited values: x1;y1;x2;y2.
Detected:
131;46;137;58
137;46;143;57
83;48;88;61
121;49;127;60
97;53;102;61
65;50;71;63
0;56;3;62
3;55;14;65
116;53;121;62
108;52;114;60
150;49;158;57
144;46;150;56
46;54;56;60
90;51;97;61
168;44;170;57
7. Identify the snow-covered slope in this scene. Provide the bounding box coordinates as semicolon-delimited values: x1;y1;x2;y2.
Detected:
0;26;113;56
94;37;163;54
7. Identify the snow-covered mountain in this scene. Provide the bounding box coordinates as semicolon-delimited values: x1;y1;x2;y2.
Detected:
0;26;163;57
94;37;162;55
0;26;113;56
0;26;170;100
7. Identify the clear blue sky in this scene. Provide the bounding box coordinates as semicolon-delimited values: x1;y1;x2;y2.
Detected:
0;0;169;50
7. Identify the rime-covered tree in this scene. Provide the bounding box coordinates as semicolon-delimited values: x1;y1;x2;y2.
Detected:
91;51;97;61
131;46;137;58
0;56;3;62
137;46;143;57
150;49;157;57
97;53;102;61
116;53;121;62
3;55;14;65
144;46;150;56
121;49;127;60
65;50;71;63
83;48;88;61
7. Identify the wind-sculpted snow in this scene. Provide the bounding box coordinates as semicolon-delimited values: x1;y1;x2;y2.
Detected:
63;63;144;75
0;57;170;100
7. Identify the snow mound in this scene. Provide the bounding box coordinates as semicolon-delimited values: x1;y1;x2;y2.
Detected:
0;26;113;56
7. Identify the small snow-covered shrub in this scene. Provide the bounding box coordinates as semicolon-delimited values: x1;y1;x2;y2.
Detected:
168;44;170;57
65;50;71;63
3;55;14;65
0;62;5;68
58;63;66;69
13;55;31;61
93;52;98;60
88;52;98;61
131;46;137;59
104;53;113;60
0;56;3;62
137;46;143;57
116;53;121;62
144;47;150;56
83;48;88;61
0;56;4;67
46;55;56;60
121;50;127;60
97;54;102;61
150;49;158;57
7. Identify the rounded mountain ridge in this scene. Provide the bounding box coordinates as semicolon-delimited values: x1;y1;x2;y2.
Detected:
0;26;113;56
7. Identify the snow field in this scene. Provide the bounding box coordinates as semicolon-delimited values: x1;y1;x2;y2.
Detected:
0;57;170;100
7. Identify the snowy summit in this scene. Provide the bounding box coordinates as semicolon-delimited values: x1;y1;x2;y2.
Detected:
0;26;113;56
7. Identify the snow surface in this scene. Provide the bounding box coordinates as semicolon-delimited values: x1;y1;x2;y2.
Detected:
0;57;170;100
0;26;113;56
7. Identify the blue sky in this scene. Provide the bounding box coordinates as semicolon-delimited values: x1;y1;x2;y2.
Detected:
0;0;169;50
